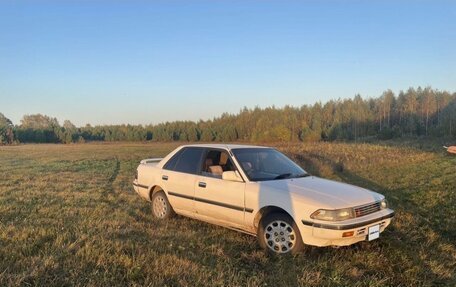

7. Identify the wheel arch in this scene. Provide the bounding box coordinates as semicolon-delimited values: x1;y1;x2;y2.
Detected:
253;205;294;230
148;185;165;201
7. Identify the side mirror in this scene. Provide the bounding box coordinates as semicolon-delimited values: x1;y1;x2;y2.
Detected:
222;171;243;182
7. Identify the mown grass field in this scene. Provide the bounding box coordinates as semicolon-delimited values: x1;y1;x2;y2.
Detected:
0;142;455;286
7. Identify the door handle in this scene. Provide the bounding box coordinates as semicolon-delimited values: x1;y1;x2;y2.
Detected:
198;182;206;188
162;175;168;181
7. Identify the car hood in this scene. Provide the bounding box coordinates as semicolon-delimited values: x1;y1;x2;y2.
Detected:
259;176;383;209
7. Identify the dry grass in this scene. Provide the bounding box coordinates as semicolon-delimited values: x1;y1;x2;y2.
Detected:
0;141;455;286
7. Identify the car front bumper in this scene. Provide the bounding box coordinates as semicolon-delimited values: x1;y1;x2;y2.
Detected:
300;209;395;247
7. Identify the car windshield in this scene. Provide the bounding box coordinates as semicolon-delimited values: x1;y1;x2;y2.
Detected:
231;148;309;181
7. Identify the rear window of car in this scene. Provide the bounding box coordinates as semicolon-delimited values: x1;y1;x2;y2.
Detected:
164;147;205;175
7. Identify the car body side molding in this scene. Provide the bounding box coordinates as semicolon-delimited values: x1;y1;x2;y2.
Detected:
133;182;149;189
168;191;254;213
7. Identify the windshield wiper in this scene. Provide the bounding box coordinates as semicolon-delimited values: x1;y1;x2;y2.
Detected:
274;173;292;180
294;173;310;178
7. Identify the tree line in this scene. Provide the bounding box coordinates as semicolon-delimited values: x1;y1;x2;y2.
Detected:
1;86;455;145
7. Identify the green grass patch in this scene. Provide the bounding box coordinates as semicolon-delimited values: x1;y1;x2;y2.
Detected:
0;142;455;286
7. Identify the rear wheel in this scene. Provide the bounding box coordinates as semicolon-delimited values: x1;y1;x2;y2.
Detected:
151;191;175;219
258;213;304;255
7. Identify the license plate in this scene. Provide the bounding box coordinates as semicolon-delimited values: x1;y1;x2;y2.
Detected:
368;224;380;241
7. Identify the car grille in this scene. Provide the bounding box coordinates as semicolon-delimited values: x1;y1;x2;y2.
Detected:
354;201;381;217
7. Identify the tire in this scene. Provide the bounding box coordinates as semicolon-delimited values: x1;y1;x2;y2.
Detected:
257;213;304;255
151;191;175;219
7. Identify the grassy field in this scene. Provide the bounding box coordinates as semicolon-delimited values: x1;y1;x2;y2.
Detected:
0;142;455;286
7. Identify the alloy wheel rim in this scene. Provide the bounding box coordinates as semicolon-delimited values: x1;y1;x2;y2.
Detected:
264;220;296;253
153;196;167;218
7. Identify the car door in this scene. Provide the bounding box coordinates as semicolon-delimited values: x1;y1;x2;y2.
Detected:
161;147;205;214
194;149;247;226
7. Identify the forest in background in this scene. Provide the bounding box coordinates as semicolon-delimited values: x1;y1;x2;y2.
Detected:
1;86;455;145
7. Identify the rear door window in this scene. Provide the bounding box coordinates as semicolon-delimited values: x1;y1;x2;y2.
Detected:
163;149;184;171
171;147;205;175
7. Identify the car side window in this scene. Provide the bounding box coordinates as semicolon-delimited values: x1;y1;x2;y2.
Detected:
201;149;236;179
171;147;205;174
163;149;184;170
163;149;184;171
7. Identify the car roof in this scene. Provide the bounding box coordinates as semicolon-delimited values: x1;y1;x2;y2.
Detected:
180;143;270;151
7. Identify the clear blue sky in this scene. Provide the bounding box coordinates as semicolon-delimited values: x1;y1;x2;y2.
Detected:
1;1;455;126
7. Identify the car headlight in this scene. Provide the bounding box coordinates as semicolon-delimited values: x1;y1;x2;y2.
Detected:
380;198;388;209
310;208;355;221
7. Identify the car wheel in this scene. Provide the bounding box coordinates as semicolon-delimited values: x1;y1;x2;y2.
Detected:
258;213;304;255
151;191;175;219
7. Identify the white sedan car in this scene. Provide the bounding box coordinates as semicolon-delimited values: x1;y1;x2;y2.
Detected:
133;144;394;254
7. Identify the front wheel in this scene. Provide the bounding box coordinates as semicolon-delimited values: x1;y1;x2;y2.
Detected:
257;213;304;255
151;191;175;219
